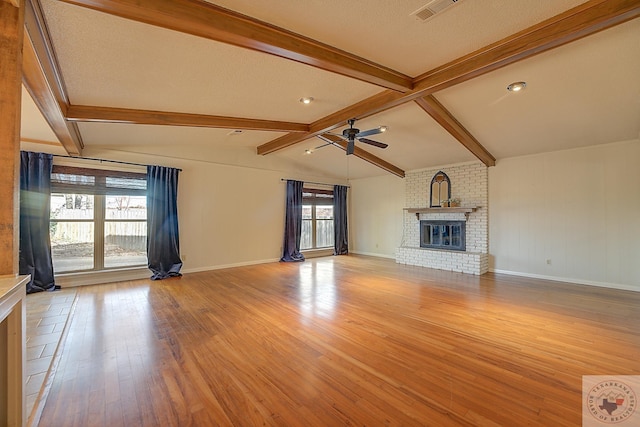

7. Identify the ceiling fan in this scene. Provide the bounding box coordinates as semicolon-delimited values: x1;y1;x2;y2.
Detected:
314;119;389;155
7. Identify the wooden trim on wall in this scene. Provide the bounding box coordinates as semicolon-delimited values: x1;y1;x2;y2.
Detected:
0;0;24;277
414;96;496;167
66;104;310;133
57;0;413;92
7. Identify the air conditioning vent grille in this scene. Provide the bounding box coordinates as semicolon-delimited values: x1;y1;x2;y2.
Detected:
414;8;435;21
411;0;461;22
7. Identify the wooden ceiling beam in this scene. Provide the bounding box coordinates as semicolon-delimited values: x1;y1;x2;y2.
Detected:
57;0;413;92
66;105;310;133
412;0;640;93
22;33;82;155
257;91;405;155
319;133;405;178
22;0;82;155
414;96;495;167
257;0;640;158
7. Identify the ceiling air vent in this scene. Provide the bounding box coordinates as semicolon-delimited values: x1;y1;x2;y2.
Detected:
411;0;462;22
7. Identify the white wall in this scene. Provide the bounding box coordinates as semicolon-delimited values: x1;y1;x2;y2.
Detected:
489;140;640;290
177;161;285;270
349;174;405;258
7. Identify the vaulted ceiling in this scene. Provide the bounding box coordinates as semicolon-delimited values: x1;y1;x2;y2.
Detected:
20;0;640;180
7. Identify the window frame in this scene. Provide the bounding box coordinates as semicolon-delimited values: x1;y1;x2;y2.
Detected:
301;188;334;251
50;165;148;273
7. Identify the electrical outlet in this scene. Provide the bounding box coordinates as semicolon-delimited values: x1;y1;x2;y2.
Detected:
182;254;187;261
546;259;551;265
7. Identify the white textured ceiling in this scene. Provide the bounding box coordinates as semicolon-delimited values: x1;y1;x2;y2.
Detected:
20;0;640;180
204;0;589;76
436;18;640;159
39;0;381;122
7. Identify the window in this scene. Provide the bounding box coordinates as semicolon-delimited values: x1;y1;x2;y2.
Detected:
301;189;334;250
50;166;147;273
430;171;451;207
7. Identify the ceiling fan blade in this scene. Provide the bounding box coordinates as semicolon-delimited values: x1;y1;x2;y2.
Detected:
358;138;388;149
355;127;383;138
313;142;333;149
314;135;341;151
316;134;336;145
346;139;355;155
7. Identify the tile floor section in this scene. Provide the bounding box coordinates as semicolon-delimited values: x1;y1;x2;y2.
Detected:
25;288;77;426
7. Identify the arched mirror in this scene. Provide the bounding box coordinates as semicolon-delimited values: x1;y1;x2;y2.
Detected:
430;171;450;207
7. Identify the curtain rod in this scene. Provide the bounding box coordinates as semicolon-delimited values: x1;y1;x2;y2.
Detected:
280;178;349;188
52;154;182;171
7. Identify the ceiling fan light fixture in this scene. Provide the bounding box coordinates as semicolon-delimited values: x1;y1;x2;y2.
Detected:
379;126;388;132
507;81;527;92
299;97;314;104
304;148;313;154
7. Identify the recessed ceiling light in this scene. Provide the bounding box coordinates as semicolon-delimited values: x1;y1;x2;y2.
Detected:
299;97;314;104
226;129;244;136
507;81;527;92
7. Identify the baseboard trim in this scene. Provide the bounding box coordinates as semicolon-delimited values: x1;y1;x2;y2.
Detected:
55;267;150;287
350;251;396;260
182;258;281;274
490;269;639;292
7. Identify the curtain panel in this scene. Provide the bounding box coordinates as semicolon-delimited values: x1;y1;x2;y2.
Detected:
147;166;183;280
19;151;57;293
333;185;349;255
280;180;305;262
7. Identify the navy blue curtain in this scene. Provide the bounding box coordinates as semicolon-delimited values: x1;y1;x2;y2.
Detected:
19;151;56;293
333;185;349;255
147;166;182;280
280;180;305;262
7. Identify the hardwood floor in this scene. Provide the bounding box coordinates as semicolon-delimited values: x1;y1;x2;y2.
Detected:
37;255;640;426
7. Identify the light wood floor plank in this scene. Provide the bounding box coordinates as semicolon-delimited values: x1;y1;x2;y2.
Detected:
37;255;640;426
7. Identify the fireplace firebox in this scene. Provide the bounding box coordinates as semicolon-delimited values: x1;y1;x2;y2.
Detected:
420;220;466;251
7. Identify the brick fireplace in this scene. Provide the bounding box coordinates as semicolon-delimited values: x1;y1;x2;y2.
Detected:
396;162;489;275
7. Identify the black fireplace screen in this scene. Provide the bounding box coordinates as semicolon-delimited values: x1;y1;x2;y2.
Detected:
420;220;466;251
